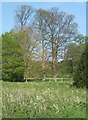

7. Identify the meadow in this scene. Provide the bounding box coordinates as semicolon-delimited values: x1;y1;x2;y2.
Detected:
2;80;86;118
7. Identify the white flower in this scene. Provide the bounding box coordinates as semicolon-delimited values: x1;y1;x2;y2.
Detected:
36;95;41;100
76;97;80;103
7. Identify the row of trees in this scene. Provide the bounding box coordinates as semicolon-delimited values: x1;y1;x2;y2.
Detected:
2;5;87;88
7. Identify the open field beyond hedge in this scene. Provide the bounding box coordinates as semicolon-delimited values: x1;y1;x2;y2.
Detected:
2;80;86;118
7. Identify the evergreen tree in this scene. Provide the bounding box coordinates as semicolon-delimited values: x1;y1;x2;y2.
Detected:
73;42;88;88
2;31;24;82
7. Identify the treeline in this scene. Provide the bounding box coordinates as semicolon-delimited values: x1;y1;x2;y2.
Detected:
2;5;87;88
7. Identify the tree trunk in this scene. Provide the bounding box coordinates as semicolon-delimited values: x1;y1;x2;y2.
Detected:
42;40;46;80
55;46;58;78
51;35;56;79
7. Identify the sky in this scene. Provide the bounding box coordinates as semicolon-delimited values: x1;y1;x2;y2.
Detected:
1;2;86;36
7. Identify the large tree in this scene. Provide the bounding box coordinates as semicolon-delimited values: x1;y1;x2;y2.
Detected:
14;27;40;81
14;6;82;80
43;7;78;78
2;31;24;82
15;5;41;81
34;9;50;80
34;8;79;79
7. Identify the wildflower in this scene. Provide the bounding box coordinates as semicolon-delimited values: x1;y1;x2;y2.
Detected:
76;97;80;103
36;95;41;100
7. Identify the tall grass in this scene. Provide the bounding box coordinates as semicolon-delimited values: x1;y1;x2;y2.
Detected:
2;80;86;118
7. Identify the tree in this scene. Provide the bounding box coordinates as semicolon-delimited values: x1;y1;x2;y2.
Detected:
14;27;40;81
74;34;85;45
64;43;85;75
34;9;50;80
14;6;83;81
2;31;24;82
34;8;79;79
73;42;88;88
15;5;41;81
15;5;34;30
45;7;78;78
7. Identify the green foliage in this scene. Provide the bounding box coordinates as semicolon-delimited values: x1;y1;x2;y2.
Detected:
73;43;88;88
2;31;24;82
26;61;42;78
66;60;73;74
64;43;85;77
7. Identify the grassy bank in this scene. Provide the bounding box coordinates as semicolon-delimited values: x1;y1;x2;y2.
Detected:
2;80;86;118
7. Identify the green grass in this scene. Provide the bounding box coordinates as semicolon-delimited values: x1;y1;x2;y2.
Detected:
2;80;86;118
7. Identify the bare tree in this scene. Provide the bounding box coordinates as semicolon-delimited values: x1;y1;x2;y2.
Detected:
15;5;40;81
15;6;79;80
33;7;78;79
34;9;50;80
15;5;33;30
46;7;78;79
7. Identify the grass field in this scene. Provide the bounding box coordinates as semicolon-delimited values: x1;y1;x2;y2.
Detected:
2;80;86;118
